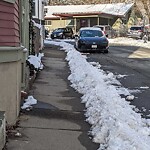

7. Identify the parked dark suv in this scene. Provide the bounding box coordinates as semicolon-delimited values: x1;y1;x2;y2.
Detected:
51;27;74;39
127;26;144;39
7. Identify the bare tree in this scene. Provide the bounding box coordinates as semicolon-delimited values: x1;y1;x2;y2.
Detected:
141;0;150;23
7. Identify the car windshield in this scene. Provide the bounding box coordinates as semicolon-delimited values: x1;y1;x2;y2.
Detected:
130;27;143;30
54;28;64;32
80;30;103;37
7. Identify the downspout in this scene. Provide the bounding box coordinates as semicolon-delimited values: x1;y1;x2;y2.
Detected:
38;0;39;19
60;17;62;26
88;19;90;27
97;16;100;25
74;18;77;33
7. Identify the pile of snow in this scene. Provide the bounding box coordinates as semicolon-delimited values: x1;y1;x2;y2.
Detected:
21;96;37;110
36;53;44;60
140;86;149;89
109;37;150;49
32;20;42;29
44;40;150;150
126;95;135;101
27;53;44;70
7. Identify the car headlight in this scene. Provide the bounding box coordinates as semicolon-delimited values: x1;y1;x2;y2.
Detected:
80;40;86;44
102;38;108;44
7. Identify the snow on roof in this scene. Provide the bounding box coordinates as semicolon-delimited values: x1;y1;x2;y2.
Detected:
45;3;134;19
80;27;102;31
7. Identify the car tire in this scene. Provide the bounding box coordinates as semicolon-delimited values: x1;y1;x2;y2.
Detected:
62;35;65;39
104;49;109;53
75;44;81;51
74;44;77;50
78;43;82;49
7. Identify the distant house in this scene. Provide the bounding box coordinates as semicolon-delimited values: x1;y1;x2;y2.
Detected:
0;0;30;125
44;3;134;33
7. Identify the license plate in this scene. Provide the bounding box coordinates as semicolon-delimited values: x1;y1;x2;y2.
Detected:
92;45;97;48
54;35;56;37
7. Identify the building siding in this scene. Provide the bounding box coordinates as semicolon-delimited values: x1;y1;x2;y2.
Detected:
0;0;20;47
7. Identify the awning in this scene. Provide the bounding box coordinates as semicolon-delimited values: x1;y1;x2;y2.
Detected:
53;12;101;17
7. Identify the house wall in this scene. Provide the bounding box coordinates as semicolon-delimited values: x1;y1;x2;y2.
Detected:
45;16;117;33
34;26;41;54
99;17;116;26
90;18;98;26
0;0;20;46
32;0;46;51
0;61;21;124
0;47;22;125
46;19;66;32
0;0;24;125
20;0;30;52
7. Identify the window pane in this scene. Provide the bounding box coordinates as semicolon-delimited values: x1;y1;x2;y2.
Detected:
45;20;51;25
32;2;35;16
66;19;74;26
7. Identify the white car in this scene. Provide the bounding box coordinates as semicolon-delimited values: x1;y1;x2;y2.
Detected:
127;26;144;39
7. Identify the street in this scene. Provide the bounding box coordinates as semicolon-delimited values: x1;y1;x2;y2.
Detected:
64;39;150;118
86;44;150;118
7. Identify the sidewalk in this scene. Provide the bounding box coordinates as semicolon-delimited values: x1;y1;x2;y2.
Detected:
7;43;99;150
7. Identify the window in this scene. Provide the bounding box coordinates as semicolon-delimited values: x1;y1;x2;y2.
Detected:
32;1;36;16
45;20;52;25
66;19;74;26
44;8;48;15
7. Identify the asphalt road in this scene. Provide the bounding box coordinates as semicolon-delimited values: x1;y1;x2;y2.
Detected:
84;44;150;118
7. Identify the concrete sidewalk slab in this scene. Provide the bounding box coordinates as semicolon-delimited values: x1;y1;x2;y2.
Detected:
6;43;99;150
8;128;89;150
32;95;84;111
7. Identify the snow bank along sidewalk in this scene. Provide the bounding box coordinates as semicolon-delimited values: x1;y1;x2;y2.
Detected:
44;40;150;150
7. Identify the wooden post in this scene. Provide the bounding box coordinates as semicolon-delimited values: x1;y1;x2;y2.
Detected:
74;18;77;33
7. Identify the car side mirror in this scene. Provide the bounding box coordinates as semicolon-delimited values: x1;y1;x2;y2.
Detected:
105;34;108;38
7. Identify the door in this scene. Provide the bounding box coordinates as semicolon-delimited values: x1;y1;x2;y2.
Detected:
80;19;88;28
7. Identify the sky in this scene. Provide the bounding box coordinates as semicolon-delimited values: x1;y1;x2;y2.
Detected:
25;37;150;150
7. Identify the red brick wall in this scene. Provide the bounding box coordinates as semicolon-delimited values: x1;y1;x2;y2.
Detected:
0;0;20;47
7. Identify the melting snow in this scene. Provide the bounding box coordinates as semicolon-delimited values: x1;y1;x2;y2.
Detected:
140;86;149;89
28;53;44;70
44;39;150;150
126;95;135;101
21;96;37;110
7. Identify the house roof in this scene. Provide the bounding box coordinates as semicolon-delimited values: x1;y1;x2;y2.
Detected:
45;3;134;19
